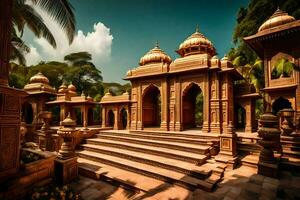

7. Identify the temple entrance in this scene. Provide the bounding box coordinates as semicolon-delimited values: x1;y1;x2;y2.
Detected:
120;108;127;129
75;107;83;126
107;109;115;127
22;102;33;124
236;104;246;131
88;108;94;126
142;85;161;128
272;97;292;115
182;83;203;130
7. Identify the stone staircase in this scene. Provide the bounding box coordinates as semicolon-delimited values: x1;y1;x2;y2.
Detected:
280;135;300;170
77;130;225;192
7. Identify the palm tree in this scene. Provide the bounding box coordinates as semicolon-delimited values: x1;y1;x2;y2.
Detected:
271;58;297;79
10;0;76;65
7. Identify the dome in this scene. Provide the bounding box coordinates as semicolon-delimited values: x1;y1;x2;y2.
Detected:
177;27;216;57
258;8;296;32
29;72;49;84
139;42;172;66
68;83;76;92
58;83;67;93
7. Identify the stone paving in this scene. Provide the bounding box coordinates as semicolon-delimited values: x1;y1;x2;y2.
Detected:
70;166;300;200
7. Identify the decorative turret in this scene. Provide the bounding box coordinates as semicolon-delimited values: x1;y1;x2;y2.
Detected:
177;26;216;57
24;72;56;95
139;42;172;66
58;83;67;94
68;83;77;96
258;8;296;32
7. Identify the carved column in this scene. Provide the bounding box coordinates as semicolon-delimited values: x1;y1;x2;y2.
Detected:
175;78;182;131
257;112;281;178
202;72;210;133
101;106;106;128
161;78;168;131
113;108;118;130
137;83;143;130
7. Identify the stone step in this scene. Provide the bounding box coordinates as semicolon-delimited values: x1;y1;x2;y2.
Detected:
84;138;207;164
126;129;220;140
98;131;215;145
77;150;215;191
282;149;300;158
81;144;211;179
239;154;259;168
88;135;210;154
77;158;165;192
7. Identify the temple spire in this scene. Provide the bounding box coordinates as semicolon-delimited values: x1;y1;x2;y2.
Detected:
195;25;200;33
155;40;159;48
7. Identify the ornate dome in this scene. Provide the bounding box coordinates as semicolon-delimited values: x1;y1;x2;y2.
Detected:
177;27;216;57
68;83;77;94
139;42;172;66
29;72;49;84
258;8;296;32
58;83;67;93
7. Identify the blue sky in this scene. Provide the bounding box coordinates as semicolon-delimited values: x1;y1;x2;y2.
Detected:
24;0;249;83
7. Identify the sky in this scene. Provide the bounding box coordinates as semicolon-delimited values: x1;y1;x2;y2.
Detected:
23;0;249;83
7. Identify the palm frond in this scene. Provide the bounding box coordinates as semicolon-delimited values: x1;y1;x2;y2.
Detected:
31;0;76;44
10;44;27;66
19;3;57;48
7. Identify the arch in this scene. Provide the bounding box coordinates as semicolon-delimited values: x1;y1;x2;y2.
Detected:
120;108;128;129
142;83;160;98
182;83;203;129
107;109;115;127
142;85;161;128
272;97;292;115
22;102;33;124
235;104;246;130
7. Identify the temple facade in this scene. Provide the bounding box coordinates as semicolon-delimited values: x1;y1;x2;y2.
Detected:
102;29;259;133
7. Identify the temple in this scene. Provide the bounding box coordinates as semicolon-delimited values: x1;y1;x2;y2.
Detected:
2;7;300;199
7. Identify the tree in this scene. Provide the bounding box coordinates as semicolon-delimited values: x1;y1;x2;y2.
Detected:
271;58;297;79
230;0;300;65
10;0;76;65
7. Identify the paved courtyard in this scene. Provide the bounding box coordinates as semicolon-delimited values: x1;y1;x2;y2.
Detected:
69;165;300;200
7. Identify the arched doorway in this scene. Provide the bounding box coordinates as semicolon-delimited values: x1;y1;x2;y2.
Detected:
107;109;115;127
182;83;203;129
142;85;161;128
22;102;33;124
236;104;246;131
120;108;127;129
272;97;292;115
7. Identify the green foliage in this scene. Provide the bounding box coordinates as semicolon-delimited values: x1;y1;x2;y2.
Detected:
195;93;203;126
9;52;105;100
230;0;300;65
271;58;296;79
103;82;132;96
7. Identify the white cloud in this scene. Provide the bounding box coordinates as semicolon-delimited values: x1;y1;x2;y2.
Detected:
25;45;42;65
24;4;113;68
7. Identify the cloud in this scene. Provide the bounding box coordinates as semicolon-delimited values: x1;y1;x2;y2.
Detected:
24;4;113;68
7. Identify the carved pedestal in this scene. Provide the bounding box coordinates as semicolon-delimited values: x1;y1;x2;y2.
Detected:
215;122;238;169
55;113;78;185
257;112;281;178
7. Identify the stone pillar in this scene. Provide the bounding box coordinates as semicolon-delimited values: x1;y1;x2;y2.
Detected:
101;106;106;128
82;105;88;130
215;121;238;169
161;78;168;131
257;112;281;178
202;73;210;133
281;108;295;136
137;84;143;130
175;79;182;131
114;108;118;130
55;113;78;185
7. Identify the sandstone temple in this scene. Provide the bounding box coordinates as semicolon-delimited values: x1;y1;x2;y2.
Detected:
1;7;300;199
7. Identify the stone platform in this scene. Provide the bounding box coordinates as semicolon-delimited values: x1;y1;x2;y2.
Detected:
77;130;225;192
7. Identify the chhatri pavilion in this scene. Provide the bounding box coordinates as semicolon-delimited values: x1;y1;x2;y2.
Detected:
2;7;300;199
